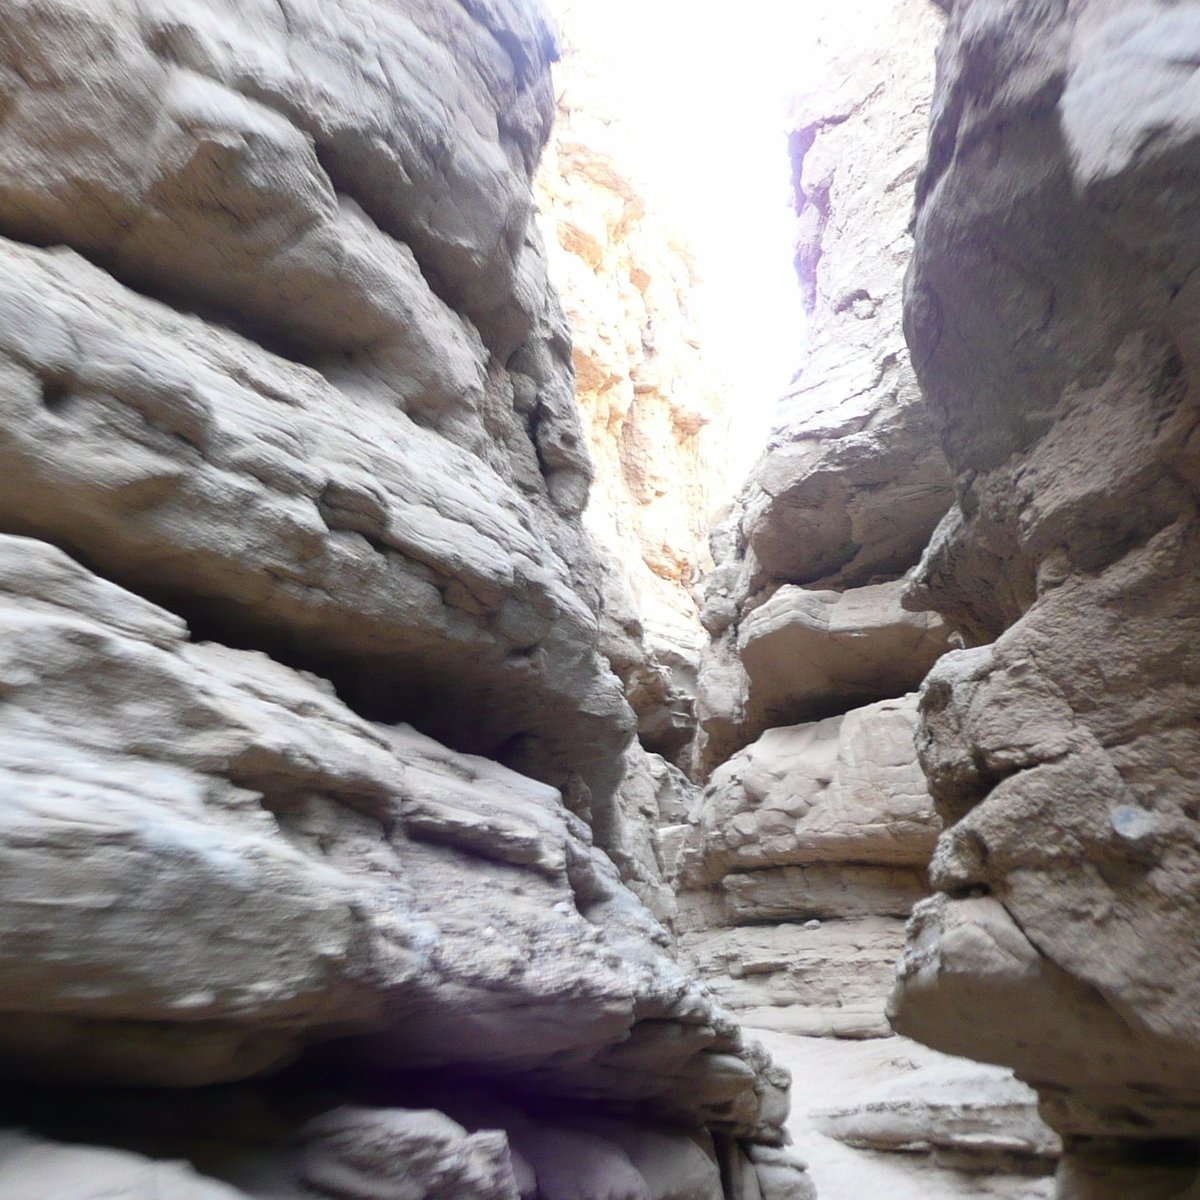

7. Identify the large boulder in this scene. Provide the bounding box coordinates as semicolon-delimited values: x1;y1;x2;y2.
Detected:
687;695;940;884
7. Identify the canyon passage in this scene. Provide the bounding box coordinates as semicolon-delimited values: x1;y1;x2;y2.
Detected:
0;1;1197;1199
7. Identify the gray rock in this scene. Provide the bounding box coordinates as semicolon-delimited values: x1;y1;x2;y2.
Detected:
0;237;630;805
812;1058;1059;1170
893;0;1200;1166
687;695;940;883
0;533;780;1139
698;581;954;768
301;1107;520;1200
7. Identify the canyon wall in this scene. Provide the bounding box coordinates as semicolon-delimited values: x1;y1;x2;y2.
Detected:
0;2;811;1197
681;1;1061;1195
533;10;741;768
889;1;1200;1195
686;0;953;1035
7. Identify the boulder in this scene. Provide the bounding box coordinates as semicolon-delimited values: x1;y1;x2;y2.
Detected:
813;1058;1059;1171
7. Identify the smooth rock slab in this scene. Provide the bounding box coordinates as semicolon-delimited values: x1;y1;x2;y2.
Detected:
813;1058;1059;1169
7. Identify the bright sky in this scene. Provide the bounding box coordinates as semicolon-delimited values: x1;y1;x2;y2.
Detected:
548;0;815;465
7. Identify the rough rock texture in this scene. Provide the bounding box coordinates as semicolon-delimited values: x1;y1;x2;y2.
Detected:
678;2;1066;1195
888;0;1200;1187
681;919;910;1041
0;533;790;1137
679;696;938;1039
699;583;955;768
534;15;737;765
0;0;796;1194
694;0;953;773
537;117;731;632
0;0;640;808
687;696;939;885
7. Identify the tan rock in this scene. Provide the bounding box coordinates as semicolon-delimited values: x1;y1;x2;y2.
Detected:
727;0;950;593
689;695;941;884
752;1029;1059;1200
0;0;797;1183
535;23;741;765
699;591;954;769
680;919;906;1039
813;1058;1059;1170
0;237;630;804
721;864;928;924
694;0;951;766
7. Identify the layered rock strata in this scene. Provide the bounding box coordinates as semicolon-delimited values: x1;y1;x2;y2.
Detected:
694;0;954;775
0;1;806;1196
534;13;738;767
680;695;939;1040
682;2;1061;1195
684;0;954;1041
888;0;1200;1192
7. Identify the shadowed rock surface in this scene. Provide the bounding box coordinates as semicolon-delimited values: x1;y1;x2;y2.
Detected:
889;0;1200;1193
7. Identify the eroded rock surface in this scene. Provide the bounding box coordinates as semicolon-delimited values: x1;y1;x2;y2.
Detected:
680;3;1065;1195
679;696;938;1040
0;0;797;1195
694;0;954;776
699;581;955;768
889;0;1200;1189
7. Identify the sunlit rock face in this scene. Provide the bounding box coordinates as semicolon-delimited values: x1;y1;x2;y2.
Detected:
890;0;1200;1188
0;1;806;1195
534;12;739;768
695;0;954;775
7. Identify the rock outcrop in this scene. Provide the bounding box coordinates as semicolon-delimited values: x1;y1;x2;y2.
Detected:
0;1;807;1196
694;0;955;775
887;0;1200;1191
680;695;937;1041
680;2;1062;1196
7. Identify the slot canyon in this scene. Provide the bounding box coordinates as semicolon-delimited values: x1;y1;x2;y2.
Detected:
0;1;1197;1198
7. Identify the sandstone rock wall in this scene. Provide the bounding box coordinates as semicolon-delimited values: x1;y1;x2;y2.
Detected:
533;10;741;768
695;0;955;775
680;2;1060;1195
0;2;808;1196
888;1;1200;1193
